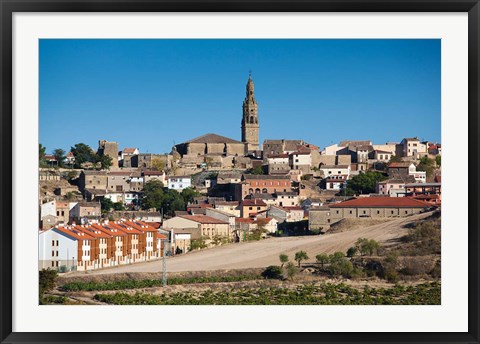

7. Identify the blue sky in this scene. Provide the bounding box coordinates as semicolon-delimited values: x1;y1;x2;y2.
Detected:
40;39;440;154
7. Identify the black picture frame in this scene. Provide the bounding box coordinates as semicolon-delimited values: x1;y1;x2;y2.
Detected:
1;1;479;343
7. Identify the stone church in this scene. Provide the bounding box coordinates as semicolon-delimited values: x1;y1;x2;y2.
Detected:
174;74;260;159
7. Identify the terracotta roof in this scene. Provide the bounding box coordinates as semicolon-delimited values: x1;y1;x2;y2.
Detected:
267;154;289;159
243;175;290;180
143;171;165;176
242;199;267;207
186;133;242;144
179;215;229;224
125;220;158;232
145;222;161;229
215;201;240;206
282;206;303;211
320;165;350;169
73;225;112;239
123;148;137;154
235;218;255;224
53;226;95;241
329;197;430;208
92;223;127;236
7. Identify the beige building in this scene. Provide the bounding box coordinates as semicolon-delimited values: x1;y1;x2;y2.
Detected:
174;133;245;157
309;197;431;230
163;215;231;243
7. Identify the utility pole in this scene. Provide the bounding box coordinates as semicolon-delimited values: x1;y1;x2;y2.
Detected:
162;238;168;287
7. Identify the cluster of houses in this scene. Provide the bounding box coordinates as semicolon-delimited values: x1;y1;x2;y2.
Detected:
39;134;441;272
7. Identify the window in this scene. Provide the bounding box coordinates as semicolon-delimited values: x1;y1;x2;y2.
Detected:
249;207;253;210
56;251;59;256
349;210;352;214
363;210;366;214
51;250;54;256
377;211;380;214
52;240;55;246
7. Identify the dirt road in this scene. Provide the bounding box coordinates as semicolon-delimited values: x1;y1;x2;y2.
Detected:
81;212;433;275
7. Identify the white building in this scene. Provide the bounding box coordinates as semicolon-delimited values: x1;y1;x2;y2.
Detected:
320;165;351;179
38;226;88;271
167;176;192;191
289;152;312;170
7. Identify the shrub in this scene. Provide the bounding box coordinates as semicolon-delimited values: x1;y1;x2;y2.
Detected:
39;269;58;303
262;265;283;279
346;247;358;258
355;238;381;256
285;262;298;281
189;238;207;250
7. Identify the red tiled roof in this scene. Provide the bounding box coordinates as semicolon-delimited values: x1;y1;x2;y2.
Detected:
53;226;95;241
242;199;267;207
268;154;289;159
123;148;137;154
125;220;158;232
282;206;303;211
330;197;430;208
145;222;161;229
179;215;228;224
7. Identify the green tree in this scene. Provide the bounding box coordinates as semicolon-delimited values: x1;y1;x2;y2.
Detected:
315;253;329;269
100;197;114;212
285;262;298;281
53;148;66;168
279;254;289;268
327;252;357;278
39;144;47;167
346;171;388;195
294;250;309;268
181;187;201;205
142;180;165;211
251;165;264;175
71;143;96;168
113;202;125;211
96;154;113;170
355;238;381;256
435;155;441;167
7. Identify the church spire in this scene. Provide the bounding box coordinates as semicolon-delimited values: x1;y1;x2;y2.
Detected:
241;73;259;151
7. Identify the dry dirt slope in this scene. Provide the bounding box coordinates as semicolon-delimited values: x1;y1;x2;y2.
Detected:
83;211;434;275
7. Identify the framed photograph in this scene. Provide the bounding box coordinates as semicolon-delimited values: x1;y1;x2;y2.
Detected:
1;0;479;343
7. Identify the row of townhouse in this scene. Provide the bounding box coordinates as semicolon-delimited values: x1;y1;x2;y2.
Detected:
39;220;166;271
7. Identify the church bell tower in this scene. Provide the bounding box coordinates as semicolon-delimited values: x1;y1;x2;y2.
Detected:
241;73;259;151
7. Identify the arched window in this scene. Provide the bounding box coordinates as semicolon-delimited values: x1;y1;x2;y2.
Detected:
248;188;253;194
250;116;254;123
262;188;268;193
255;188;261;194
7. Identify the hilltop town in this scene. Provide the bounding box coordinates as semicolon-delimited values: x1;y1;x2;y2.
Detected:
38;76;441;305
